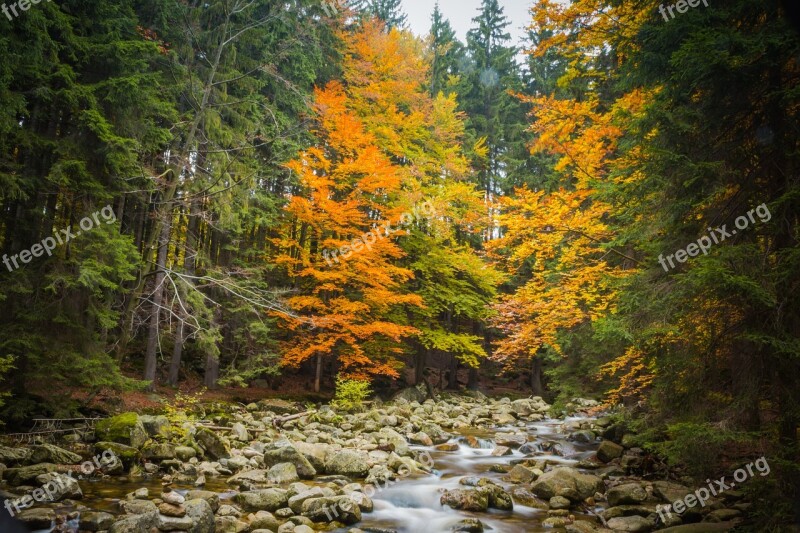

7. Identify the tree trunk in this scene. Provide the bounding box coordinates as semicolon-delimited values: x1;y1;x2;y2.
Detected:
314;354;322;393
168;321;183;387
144;217;171;389
467;366;479;391
447;355;458;390
204;353;219;389
530;357;544;396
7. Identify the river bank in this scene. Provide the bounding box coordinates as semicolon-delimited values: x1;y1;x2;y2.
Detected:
0;392;747;532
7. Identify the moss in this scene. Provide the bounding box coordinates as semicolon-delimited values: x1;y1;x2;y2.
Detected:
95;412;146;447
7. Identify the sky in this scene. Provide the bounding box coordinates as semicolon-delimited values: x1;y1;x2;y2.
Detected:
401;0;532;48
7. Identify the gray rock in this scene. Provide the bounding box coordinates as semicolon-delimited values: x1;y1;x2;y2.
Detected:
185;490;220;513
108;511;158;533
79;511;115;531
195;427;229;460
28;444;82;465
214;515;249;532
597;440;624;463
440;489;489;512
288;487;326;514
301;496;362;524
139;415;171;438
249;510;280;530
324;449;369;478
236;488;289;512
531;467;605;502
16;508;56;529
607;483;648;506
263;442;317;479
159;513;195;531
268;462;299;484
176;446;198;461
606;515;655;532
184;498;215;533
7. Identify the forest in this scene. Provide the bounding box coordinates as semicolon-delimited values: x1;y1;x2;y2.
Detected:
0;0;798;531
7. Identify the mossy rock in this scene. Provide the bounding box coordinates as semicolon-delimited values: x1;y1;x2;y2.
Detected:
95;413;147;449
94;441;141;469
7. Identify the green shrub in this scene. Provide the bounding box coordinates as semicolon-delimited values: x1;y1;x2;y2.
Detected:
331;375;371;412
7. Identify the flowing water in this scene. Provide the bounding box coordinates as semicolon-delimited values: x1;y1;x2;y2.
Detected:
31;417;601;533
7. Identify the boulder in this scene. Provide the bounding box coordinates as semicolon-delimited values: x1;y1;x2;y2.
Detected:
263;442;317;479
139;415;171;439
108;511;158;533
607;483;648;506
195;427;229;460
95;413;148;449
0;446;32;466
268;462;299;484
324;449;369;478
4;463;58;486
80;511;115;531
17;508;57;529
606;515;655;532
28;444;82;465
235;488;289;512
440;489;489;512
531;467;605;502
94;442;140;469
301;495;362;524
597;440;624;463
184;498;215;533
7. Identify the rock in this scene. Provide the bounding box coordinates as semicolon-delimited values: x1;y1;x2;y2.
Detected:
16;508;57;529
250;510;281;530
420;422;451;444
480;483;513;510
28;444;82;465
0;446;32;466
162;489;186;505
184;498;215;533
440;489;489;512
507;464;537;483
531;467;605;502
492;412;517;425
452;518;485;532
119;499;158;515
36;472;82;500
706;509;742;522
214;515;249;532
549;495;571;510
606;515;655;532
659;524;739;532
195;427;229;460
509;485;549;509
4;463;58;486
175;446;197;461
268;462;299;484
542;516;569;528
569;430;597;443
435;443;460;452
236;488;289;512
231;422;250;442
95;413;148;449
392;384;428;403
510;399;533;416
379;427;410;456
263;442;317;479
597;440;624;463
301;495;362;524
324;449;369;478
159;502;186;517
228;469;270;485
139;415;171;438
185;490;220;513
409;432;433;446
258;399;299;414
494;433;527;448
80;511;115;531
108;511;158;533
491;446;512;457
159;513;195;531
652;481;692;504
143;442;176;461
94;442;141;469
288;487;326;513
607;483;648;506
